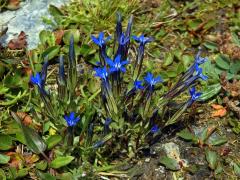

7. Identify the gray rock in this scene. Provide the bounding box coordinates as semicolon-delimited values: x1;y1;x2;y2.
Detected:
0;0;69;49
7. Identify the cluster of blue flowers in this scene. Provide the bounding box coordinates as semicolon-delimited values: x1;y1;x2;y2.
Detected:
29;13;208;148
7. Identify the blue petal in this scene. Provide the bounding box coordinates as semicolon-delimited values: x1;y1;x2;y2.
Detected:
132;35;139;42
144;72;153;84
189;87;196;96
69;112;75;121
109;67;117;73
115;55;121;63
99;32;104;40
151;125;159;133
91;35;100;46
200;74;208;81
106;58;115;67
120;67;126;73
121;60;129;66
155;76;162;83
105;35;111;42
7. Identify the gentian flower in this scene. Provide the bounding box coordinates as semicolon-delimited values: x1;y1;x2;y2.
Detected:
134;80;144;90
59;55;65;81
115;13;122;41
106;55;129;73
94;66;109;81
41;60;49;85
144;72;162;89
151;125;159;134
188;87;202;106
133;35;153;80
195;51;208;65
30;70;48;96
30;73;42;87
195;64;208;81
93;140;104;149
119;33;129;45
64;112;80;127
104;118;112;134
91;32;111;48
69;35;76;67
125;15;133;38
132;34;153;45
104;118;112;126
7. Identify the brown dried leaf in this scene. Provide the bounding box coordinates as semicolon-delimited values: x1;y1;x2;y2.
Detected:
54;29;64;45
211;108;227;118
211;104;224;110
6;0;20;10
8;31;27;50
16;112;32;126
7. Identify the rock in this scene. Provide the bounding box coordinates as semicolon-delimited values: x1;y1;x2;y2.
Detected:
0;0;69;49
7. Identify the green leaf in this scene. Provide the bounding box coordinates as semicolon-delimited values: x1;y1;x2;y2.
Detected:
36;161;48;171
11;112;47;154
0;169;6;180
0;154;10;164
42;46;60;60
46;135;62;150
187;19;202;31
0;85;9;95
159;156;180;170
16;168;29;178
0;135;13;150
49;5;64;17
205;150;218;170
177;129;195;141
165;103;188;126
209;136;227;146
203;41;218;51
198;83;221;101
182;55;194;68
36;171;56;180
49;156;74;169
228;119;240;134
163;52;174;67
231;32;240;47
230;61;240;74
39;30;49;45
63;29;80;45
233;162;240;177
215;54;230;70
199;126;216;143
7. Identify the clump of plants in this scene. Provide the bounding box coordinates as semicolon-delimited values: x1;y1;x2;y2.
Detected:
9;14;208;178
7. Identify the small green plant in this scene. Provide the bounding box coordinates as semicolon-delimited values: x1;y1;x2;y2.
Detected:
9;14;208;177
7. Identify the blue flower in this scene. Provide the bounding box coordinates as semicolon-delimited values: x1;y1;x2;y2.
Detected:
106;55;129;73
119;33;129;45
132;34;153;45
59;55;65;81
104;118;112;126
189;87;202;102
115;13;122;41
134;80;144;90
151;125;159;133
91;32;111;47
94;66;109;81
104;118;112;134
64;112;80;127
195;64;208;81
93;140;104;149
144;72;162;88
195;51;208;65
30;73;42;87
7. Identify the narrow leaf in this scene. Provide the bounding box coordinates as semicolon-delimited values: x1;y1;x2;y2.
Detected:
11;112;47;154
49;156;74;169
